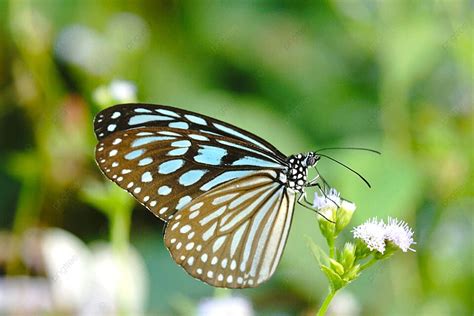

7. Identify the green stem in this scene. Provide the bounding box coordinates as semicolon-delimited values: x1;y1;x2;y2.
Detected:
109;207;132;315
317;288;336;316
109;208;131;254
214;287;231;298
328;236;335;258
360;256;378;272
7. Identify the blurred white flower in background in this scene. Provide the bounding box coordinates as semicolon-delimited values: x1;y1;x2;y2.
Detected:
197;296;254;316
79;243;148;316
54;12;149;76
0;277;53;314
20;228;148;315
326;291;361;316
109;80;137;102
107;12;150;52
93;80;137;107
55;25;115;75
39;228;91;310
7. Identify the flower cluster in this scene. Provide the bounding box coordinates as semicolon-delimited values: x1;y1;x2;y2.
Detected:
309;186;416;315
353;217;416;254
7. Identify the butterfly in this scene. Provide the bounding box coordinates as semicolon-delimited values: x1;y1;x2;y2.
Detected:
94;103;323;288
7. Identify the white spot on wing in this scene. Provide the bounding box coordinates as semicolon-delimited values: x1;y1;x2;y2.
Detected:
176;195;192;210
184;114;207;125
141;171;153;182
156;108;180;118
169;121;189;129
212;236;226;252
158;185;172;195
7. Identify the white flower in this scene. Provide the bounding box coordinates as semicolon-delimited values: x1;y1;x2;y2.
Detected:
313;188;341;210
197;296;253;316
352;217;416;253
352;218;387;253
313;188;356;228
93;80;137;107
384;217;416;252
109;80;137;102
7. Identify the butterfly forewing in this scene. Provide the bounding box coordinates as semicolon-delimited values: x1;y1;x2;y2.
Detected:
94;103;286;162
95;126;285;221
164;170;296;288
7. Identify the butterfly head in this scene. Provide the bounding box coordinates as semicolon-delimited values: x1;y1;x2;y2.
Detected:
303;151;320;167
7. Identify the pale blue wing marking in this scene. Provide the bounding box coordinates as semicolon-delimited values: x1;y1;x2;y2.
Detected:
132;136;175;147
156;109;181;118
111;112;121;119
212;123;273;153
171;140;191;147
199;170;254;191
176;195;192;210
194;145;227;165
216;140;282;164
189;134;209;141
124;149;145;160
158;185;172;195
179;169;209;186
141;171;153;182
158;159;185;174
134;108;153;113
167;147;188;156
169;122;189;129
129;114;174;125
231;156;284;169
185;114;207;125
138;157;153;166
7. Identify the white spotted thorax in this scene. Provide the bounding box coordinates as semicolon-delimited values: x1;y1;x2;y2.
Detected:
94;103;325;289
280;152;320;192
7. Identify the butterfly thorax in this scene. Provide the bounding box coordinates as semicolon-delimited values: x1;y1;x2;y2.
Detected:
279;152;319;192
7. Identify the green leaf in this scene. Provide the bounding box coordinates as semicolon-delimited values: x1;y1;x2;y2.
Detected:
320;265;346;291
305;235;329;266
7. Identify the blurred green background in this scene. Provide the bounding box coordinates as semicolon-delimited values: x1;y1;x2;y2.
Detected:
0;0;472;315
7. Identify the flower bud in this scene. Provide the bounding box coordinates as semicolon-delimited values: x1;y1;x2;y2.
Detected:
314;190;338;241
340;242;356;271
344;264;360;281
335;200;356;235
329;258;345;276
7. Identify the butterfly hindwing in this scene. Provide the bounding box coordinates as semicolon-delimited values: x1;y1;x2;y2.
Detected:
163;170;296;288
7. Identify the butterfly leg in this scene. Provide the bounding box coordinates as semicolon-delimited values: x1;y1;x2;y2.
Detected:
297;192;335;223
304;180;341;210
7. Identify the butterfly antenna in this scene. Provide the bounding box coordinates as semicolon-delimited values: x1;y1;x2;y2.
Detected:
314;166;332;190
315;147;381;155
316;153;372;188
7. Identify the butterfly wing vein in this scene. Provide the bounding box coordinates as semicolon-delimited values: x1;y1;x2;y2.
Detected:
164;170;296;288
